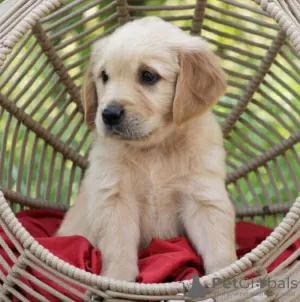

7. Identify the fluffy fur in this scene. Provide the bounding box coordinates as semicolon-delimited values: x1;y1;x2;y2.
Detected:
57;17;237;281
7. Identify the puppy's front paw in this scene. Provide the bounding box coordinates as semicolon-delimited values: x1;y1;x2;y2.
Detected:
205;251;237;275
102;261;139;282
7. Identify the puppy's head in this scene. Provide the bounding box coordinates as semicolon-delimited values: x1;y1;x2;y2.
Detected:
83;17;226;146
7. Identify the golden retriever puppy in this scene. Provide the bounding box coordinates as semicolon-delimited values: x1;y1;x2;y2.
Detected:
57;16;237;281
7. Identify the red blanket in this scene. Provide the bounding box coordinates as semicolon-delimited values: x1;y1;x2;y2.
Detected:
0;209;299;301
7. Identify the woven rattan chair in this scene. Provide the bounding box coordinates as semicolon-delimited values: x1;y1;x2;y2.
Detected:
0;0;300;301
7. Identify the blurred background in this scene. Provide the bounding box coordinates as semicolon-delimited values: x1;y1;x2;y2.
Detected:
0;0;299;228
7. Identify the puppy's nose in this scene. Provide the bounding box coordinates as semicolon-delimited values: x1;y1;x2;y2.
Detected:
102;105;124;125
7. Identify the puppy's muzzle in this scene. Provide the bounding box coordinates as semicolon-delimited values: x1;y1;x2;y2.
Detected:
102;105;124;126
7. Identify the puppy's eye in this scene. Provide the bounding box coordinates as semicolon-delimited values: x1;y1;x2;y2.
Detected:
140;70;159;85
101;70;109;84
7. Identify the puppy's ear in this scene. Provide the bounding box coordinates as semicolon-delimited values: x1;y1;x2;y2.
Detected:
82;60;97;129
173;39;227;125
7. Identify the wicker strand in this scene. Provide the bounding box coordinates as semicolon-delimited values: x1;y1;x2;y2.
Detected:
190;0;207;35
23;250;110;300
0;188;68;211
253;0;300;55
220;0;269;16
222;30;286;137
31;22;83;113
0;0;61;68
207;2;279;30
0;32;32;80
4;274;50;302
21;256;88;301
116;0;130;24
0;93;88;170
45;0;113;33
1;254;27;299
226;131;300;184
54;13;119;52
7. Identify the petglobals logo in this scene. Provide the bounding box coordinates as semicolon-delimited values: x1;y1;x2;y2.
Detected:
257;278;298;290
211;277;298;290
187;275;211;298
187;274;298;299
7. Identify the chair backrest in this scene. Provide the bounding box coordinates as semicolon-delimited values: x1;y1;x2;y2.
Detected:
0;0;299;229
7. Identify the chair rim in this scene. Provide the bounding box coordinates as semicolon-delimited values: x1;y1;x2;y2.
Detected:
0;190;299;295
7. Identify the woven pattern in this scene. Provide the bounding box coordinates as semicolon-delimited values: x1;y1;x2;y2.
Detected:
0;0;300;301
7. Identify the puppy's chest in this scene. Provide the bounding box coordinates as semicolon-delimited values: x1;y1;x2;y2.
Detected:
127;152;189;245
130;153;187;197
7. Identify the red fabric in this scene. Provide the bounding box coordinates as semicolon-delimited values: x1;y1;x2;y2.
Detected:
0;209;299;301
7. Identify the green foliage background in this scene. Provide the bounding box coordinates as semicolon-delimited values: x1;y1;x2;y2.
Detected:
0;0;299;227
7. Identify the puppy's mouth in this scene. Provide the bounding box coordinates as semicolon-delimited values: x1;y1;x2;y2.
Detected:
104;123;151;141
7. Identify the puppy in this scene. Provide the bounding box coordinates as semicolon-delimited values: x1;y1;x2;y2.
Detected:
57;17;237;281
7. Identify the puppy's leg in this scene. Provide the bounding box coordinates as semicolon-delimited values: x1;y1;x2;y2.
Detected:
57;185;89;238
91;193;140;281
180;175;236;275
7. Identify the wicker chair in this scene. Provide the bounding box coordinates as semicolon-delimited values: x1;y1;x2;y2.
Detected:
0;0;300;301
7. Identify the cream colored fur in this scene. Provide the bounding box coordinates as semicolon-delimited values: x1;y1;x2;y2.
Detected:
57;17;237;282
